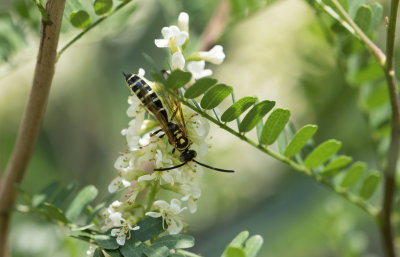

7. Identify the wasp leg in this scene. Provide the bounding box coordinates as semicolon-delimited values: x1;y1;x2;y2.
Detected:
159;134;165;138
172;148;176;154
150;128;163;137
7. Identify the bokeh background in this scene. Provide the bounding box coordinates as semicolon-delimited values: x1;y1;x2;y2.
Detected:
0;0;391;256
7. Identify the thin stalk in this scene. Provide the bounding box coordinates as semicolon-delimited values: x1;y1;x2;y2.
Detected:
380;0;400;256
231;91;241;130
0;0;66;256
56;0;133;61
327;0;386;65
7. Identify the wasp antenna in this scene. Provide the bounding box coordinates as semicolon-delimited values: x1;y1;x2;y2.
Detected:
154;162;187;171
122;72;130;80
192;159;234;173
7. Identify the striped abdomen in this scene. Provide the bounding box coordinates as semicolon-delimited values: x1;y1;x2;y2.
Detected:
168;122;191;152
124;74;168;121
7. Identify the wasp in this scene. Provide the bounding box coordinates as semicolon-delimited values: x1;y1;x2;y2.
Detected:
123;73;234;173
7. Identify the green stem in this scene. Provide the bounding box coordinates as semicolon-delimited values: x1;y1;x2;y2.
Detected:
32;0;51;24
316;0;386;65
380;0;400;256
56;0;133;61
144;182;159;214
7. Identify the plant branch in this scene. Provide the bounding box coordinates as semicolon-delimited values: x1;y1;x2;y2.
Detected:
380;0;400;256
315;0;386;65
56;0;133;61
0;0;66;256
163;87;379;218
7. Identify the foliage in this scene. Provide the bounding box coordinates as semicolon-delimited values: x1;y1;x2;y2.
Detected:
1;0;400;256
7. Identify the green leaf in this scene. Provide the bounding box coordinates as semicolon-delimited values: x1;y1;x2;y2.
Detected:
93;0;113;15
65;185;98;221
225;246;246;257
338;0;348;11
304;139;342;168
41;202;69;223
354;4;372;32
184;77;217;98
359;172;381;199
353;60;382;84
276;130;287;155
120;239;146;257
244;235;263;257
143;245;169;257
230;231;249;246
167;70;192;89
134;217;163;242
94;248;105;257
153;234;194;249
239;101;275;133
340;161;367;188
370;3;383;31
221;96;257;122
260;108;290;145
142;53;165;84
364;82;388;110
71;224;95;231
323;155;353;172
200;84;232;109
105;249;123;257
284;125;318;157
95;235;120;250
69;10;91;29
52;182;77;209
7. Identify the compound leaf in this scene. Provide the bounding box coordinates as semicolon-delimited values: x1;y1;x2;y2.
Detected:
304;139;342;168
200;84;232;109
221;96;257;122
239;101;275;133
184;77;217;98
284;125;318;157
260;108;290;145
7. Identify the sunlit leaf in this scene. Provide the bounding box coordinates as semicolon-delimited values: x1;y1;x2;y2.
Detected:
359;172;381;199
340;161;367;188
167;70;192;89
184;77;217;98
200;84;232;109
304;139;342;168
65;185;98;221
93;0;113;15
69;10;91;29
239;101;275;133
284;125;318;158
221;96;257;122
260;108;290;145
244;235;263;257
225;246;246;257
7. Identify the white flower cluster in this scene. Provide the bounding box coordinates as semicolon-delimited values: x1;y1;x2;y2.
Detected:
102;12;226;246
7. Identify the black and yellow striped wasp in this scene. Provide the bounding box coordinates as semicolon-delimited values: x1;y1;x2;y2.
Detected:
123;73;234;173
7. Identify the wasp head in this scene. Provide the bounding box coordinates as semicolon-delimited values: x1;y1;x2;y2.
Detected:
179;149;197;163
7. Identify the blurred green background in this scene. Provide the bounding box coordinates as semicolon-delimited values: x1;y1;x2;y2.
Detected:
0;0;390;256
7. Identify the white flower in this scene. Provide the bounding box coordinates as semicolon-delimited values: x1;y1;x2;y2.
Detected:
86;246;96;257
155;26;188;52
187;61;212;79
108;176;131;193
172;52;185;70
198;45;225;64
111;223;140;246
138;68;145;77
180;183;201;213
178;12;189;32
145;199;187;234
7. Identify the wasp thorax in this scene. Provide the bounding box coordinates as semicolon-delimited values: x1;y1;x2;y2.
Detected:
180;149;197;163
